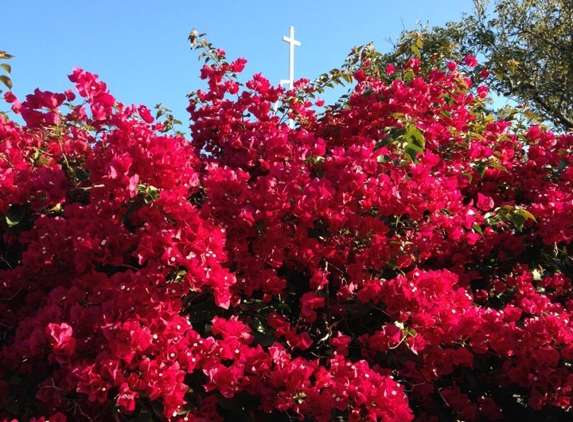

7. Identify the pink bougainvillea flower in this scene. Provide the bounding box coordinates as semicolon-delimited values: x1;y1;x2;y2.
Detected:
464;55;478;67
45;323;76;363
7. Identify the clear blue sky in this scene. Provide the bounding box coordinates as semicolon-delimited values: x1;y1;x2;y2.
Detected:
2;1;475;131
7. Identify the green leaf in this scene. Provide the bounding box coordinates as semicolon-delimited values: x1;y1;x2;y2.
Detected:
472;222;484;236
0;63;11;74
5;205;26;227
403;70;415;82
405;148;419;162
499;205;515;213
381;126;407;144
523;109;539;120
406;125;425;148
0;74;12;90
462;172;473;183
508;213;526;232
489;161;508;172
406;142;424;154
557;158;568;175
475;162;487;178
514;208;537;223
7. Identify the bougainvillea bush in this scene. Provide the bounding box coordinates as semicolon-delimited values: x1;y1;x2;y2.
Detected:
2;36;573;422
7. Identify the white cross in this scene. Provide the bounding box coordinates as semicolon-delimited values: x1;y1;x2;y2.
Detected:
279;26;301;127
280;26;301;90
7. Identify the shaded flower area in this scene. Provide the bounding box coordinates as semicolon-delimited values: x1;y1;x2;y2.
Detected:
1;40;573;422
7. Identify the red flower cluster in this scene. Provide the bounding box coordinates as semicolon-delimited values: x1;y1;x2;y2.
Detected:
1;46;573;422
